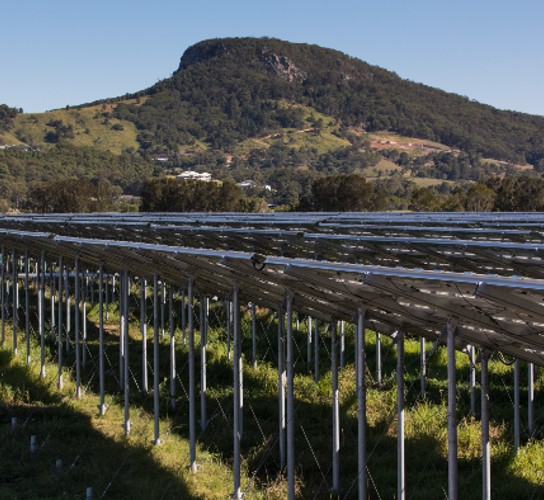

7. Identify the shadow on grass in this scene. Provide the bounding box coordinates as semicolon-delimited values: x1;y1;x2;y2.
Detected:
0;349;198;500
6;296;544;498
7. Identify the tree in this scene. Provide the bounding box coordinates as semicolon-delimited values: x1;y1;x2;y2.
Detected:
310;173;382;211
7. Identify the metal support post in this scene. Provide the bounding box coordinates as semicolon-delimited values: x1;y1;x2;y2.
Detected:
119;273;124;390
160;281;165;338
232;286;242;499
420;337;426;398
50;267;56;336
278;309;286;468
57;255;63;389
181;289;186;344
25;251;31;365
514;358;520;451
251;302;257;369
12;249;17;355
74;257;81;397
339;320;345;369
122;270;130;435
226;300;232;360
65;270;71;354
396;330;405;500
447;319;458;500
356;307;367;500
141;278;148;394
286;294;295;500
82;273;87;369
331;321;340;497
469;345;476;417
200;294;207;429
528;362;534;438
169;287;176;410
481;350;490;500
376;332;382;385
314;318;319;383
105;274;109;321
153;274;161;445
39;253;46;378
1;248;4;347
98;265;106;415
188;278;197;471
307;316;312;368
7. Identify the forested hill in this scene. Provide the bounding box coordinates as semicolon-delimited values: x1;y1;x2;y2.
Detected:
115;37;544;166
2;37;544;212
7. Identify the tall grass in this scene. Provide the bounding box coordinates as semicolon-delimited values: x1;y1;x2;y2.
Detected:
1;290;544;498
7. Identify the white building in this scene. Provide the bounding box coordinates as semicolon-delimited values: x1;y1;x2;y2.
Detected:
177;171;212;182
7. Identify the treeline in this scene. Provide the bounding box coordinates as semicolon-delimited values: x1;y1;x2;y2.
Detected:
409;175;544;212
113;37;544;165
140;178;267;212
0;104;20;132
0;144;155;209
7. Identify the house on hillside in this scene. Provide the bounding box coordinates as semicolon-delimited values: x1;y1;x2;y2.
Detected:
177;171;212;182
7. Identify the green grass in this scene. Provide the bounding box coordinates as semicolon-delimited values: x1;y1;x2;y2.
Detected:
1;294;544;498
11;101;142;154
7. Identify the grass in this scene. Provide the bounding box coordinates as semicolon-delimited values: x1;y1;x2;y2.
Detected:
12;105;140;155
1;290;544;498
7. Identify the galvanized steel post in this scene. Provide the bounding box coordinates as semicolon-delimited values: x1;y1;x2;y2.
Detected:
98;265;106;415
39;252;46;378
356;307;367;500
56;255;63;389
188;278;197;472
278;309;286;468
25;251;31;366
481;350;490;500
12;249;17;355
232;286;242;499
153;274;161;445
420;337;426;398
514;358;520;451
200;294;207;429
396;330;405;500
169;286;176;410
285;294;295;500
528;362;534;438
141;278;148;394
122;270;130;435
74;256;81;396
331;321;340;497
447;319;458;500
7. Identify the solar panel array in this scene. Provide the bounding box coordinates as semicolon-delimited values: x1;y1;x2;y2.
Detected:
1;212;544;365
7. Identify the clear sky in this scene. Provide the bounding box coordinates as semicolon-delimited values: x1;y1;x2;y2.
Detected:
1;0;543;115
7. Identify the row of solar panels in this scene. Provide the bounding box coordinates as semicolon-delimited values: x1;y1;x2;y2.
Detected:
1;212;544;365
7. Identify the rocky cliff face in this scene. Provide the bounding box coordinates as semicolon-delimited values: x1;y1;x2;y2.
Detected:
177;38;307;84
258;49;307;83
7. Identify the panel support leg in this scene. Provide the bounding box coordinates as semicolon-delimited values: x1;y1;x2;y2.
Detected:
232;286;242;499
98;265;106;415
332;321;340;497
286;294;295;500
56;256;63;389
278;309;286;468
122;270;130;435
528;362;534;439
396;330;405;500
39;253;46;379
169;287;176;410
200;294;207;429
376;332;382;385
188;278;197;472
420;337;426;398
141;278;148;394
514;358;520;451
356;307;367;500
481;350;491;500
447;319;458;500
153;274;161;445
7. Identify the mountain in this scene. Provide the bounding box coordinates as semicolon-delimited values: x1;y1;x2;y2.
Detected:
1;37;544;210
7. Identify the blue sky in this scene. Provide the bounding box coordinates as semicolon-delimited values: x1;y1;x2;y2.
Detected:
2;0;543;115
